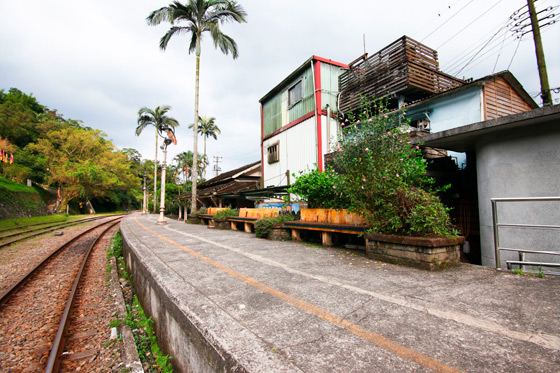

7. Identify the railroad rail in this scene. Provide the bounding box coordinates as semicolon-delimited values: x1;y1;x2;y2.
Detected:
45;219;121;372
0;215;123;371
0;215;121;250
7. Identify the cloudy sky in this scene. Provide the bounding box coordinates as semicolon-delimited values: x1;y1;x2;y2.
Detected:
1;0;559;175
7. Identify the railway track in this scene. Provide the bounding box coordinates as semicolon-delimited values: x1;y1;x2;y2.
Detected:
0;216;123;371
0;215;123;249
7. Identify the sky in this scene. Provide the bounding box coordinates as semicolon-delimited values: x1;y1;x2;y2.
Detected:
1;0;559;176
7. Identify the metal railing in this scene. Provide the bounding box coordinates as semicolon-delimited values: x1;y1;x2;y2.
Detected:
492;197;560;276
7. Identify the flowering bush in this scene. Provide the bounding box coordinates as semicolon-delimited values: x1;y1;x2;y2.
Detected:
332;98;454;237
289;98;455;237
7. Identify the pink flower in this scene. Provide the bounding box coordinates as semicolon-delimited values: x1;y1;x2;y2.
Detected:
387;132;392;136
357;119;361;124
345;119;348;122
384;114;388;118
364;140;367;143
415;146;420;150
399;140;403;143
365;147;369;151
396;174;400;178
368;119;372;122
333;186;336;189
363;178;366;182
383;176;386;179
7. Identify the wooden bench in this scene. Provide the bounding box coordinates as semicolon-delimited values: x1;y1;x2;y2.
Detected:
227;208;280;233
284;221;369;247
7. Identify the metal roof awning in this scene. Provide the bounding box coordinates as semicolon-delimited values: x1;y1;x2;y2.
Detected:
219;185;290;200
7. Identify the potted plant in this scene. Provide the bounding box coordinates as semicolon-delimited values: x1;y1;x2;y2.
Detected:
187;208;207;224
213;208;237;229
254;214;299;241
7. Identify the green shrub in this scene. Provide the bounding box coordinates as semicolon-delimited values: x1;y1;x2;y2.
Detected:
214;208;237;220
288;97;456;238
190;208;207;216
254;214;299;238
287;166;351;209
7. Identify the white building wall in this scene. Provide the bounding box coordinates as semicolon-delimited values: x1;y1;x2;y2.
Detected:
263;116;317;187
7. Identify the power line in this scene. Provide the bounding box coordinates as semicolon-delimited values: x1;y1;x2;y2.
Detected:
507;37;523;70
412;0;463;38
420;0;475;42
435;0;507;50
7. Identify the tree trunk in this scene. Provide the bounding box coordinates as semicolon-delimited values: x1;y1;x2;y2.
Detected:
203;136;207;179
153;128;158;213
191;38;201;213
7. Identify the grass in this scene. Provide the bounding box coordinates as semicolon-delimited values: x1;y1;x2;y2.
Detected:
0;176;36;193
0;214;74;230
109;230;173;372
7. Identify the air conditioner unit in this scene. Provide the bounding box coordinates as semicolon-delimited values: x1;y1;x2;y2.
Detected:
417;118;430;131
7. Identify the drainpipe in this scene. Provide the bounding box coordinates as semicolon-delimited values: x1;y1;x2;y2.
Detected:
326;104;331;151
311;60;318;167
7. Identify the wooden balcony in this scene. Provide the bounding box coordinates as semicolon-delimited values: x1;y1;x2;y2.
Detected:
338;36;465;113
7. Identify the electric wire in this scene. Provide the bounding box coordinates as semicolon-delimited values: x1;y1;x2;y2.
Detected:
506;37;523;70
420;0;475;42
457;5;559;75
412;0;463;39
442;26;507;72
451;1;559;75
435;0;507;50
492;25;510;73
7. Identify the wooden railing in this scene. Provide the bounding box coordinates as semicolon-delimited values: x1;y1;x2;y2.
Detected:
339;36;464;112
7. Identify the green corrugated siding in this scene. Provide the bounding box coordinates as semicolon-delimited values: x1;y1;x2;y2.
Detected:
320;63;344;111
263;61;344;135
288;67;314;122
263;93;282;136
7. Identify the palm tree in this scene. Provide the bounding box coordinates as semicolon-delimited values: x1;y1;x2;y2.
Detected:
147;0;247;213
174;151;204;190
189;115;220;178
136;105;179;213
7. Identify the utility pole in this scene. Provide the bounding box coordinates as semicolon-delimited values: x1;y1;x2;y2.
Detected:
527;0;552;106
213;156;222;177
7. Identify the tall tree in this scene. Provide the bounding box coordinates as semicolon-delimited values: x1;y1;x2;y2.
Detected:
29;127;138;211
189;115;220;178
147;0;247;212
173;150;204;189
136;105;179;213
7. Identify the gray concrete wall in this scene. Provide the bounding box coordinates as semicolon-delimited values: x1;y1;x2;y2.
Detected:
476;121;560;268
120;227;246;373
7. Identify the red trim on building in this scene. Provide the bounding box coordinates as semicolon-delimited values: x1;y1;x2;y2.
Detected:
314;60;323;172
313;55;348;69
260;104;264;187
261;111;315;142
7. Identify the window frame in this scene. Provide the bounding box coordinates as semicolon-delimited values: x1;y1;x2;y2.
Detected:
267;141;280;164
288;80;303;107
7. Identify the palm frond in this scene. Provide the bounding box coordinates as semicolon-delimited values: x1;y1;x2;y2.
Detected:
147;6;173;25
160;26;189;50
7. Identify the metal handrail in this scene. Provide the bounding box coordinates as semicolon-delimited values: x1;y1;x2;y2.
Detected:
492;197;560;272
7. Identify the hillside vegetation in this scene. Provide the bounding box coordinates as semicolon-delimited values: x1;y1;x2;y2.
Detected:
0;177;47;219
0;88;142;215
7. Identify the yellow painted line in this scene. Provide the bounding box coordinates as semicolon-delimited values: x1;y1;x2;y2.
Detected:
134;216;461;373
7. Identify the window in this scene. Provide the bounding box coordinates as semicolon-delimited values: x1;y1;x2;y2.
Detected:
267;142;279;164
288;81;303;106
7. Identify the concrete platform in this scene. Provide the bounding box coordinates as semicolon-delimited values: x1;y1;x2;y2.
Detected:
121;213;560;372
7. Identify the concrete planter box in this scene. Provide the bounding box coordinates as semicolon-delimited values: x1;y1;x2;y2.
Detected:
366;233;465;270
186;216;201;224
267;225;291;241
213;218;231;230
